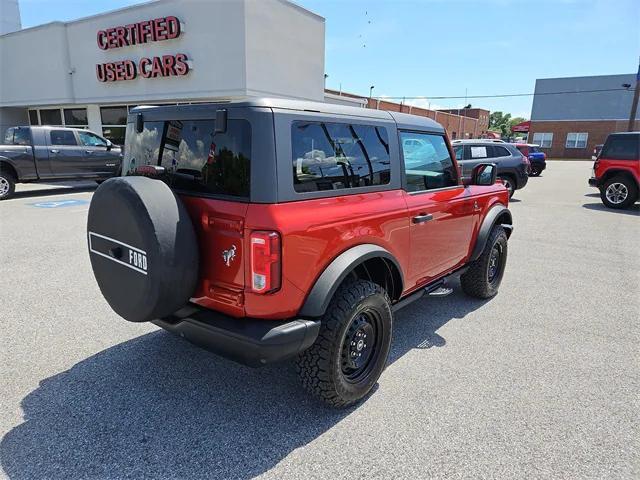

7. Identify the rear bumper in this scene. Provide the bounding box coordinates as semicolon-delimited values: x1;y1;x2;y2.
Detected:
153;305;320;367
588;177;598;187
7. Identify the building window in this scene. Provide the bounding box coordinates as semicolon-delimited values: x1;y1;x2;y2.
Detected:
28;110;39;126
39;108;62;126
63;108;88;128
565;132;588;149
100;106;128;146
532;132;553;148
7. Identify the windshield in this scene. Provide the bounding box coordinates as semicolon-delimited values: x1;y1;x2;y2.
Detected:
123;119;251;198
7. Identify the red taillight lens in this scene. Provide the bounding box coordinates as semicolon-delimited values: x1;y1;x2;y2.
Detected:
250;231;281;293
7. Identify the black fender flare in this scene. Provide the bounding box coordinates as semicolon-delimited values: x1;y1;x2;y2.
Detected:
299;244;403;318
469;205;513;262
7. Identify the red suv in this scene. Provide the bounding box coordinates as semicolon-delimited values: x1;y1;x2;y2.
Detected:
589;132;640;209
87;99;513;407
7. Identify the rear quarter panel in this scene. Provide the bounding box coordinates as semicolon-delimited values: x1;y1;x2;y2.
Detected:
244;191;410;319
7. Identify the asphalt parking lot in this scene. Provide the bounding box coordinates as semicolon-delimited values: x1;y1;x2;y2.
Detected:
1;161;638;480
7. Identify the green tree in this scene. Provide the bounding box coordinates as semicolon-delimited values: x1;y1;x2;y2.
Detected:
489;112;528;137
489;111;511;136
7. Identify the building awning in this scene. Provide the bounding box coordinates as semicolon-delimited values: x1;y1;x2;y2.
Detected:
511;120;530;133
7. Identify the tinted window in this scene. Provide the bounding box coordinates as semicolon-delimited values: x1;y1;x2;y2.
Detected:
454;145;463;160
101;106;128;126
50;130;77;146
78;131;107;147
292;121;391;193
491;146;511;158
600;135;639;160
400;132;457;192
124;119;251;198
64;108;88;126
40;109;62;125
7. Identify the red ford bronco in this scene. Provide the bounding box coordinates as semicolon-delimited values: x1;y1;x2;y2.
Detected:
87;99;512;407
589;132;640;210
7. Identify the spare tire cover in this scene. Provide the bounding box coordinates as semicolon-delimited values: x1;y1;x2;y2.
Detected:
87;176;199;322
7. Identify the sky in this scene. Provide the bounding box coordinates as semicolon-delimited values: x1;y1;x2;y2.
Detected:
15;0;640;119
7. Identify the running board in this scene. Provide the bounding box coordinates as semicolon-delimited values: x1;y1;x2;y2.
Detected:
392;267;467;313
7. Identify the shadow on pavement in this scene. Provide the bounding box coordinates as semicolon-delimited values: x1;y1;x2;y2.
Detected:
10;185;97;200
582;202;640;216
0;280;487;480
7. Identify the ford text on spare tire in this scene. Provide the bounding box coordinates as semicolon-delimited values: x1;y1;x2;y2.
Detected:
87;99;513;408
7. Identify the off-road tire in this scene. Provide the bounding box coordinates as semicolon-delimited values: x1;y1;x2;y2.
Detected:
296;280;392;408
461;226;508;299
498;175;515;198
0;170;16;200
600;175;638;210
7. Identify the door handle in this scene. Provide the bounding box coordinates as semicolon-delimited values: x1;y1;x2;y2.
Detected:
50;149;60;154
85;150;93;154
412;213;433;224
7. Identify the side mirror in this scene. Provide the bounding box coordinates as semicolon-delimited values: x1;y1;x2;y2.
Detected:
105;139;113;151
472;163;497;186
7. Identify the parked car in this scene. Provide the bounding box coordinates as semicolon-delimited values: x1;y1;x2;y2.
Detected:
588;132;639;209
86;99;513;407
0;126;122;200
591;144;604;161
452;140;529;197
515;143;546;176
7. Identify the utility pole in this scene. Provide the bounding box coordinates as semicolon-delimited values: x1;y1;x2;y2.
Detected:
627;58;640;132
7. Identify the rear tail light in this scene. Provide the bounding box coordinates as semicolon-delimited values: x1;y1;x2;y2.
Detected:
250;231;281;293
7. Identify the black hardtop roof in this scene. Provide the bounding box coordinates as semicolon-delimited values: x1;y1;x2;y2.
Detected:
608;131;639;136
129;97;445;133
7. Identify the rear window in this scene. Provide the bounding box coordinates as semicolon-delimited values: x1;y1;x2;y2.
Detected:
3;127;31;146
600;135;639;161
124;119;251;198
291;121;391;193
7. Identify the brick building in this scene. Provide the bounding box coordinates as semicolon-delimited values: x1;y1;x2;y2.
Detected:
437;108;490;138
324;89;489;140
528;74;639;159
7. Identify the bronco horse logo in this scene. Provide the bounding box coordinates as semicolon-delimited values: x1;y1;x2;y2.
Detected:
222;245;237;267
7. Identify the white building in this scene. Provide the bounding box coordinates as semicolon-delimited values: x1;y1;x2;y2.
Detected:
0;0;326;143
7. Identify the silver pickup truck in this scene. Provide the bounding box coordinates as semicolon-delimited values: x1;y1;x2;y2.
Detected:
0;126;122;200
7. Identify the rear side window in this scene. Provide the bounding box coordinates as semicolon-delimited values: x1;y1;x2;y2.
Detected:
291;121;391;193
50;130;77;146
400;132;457;192
491;145;511;158
124;119;251;198
469;145;488;159
600;135;639;160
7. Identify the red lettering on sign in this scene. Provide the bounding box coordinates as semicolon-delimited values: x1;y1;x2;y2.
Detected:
97;16;181;49
174;53;189;76
97;30;108;50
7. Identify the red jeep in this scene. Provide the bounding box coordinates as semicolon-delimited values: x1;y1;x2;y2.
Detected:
589;132;640;209
87;99;513;407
